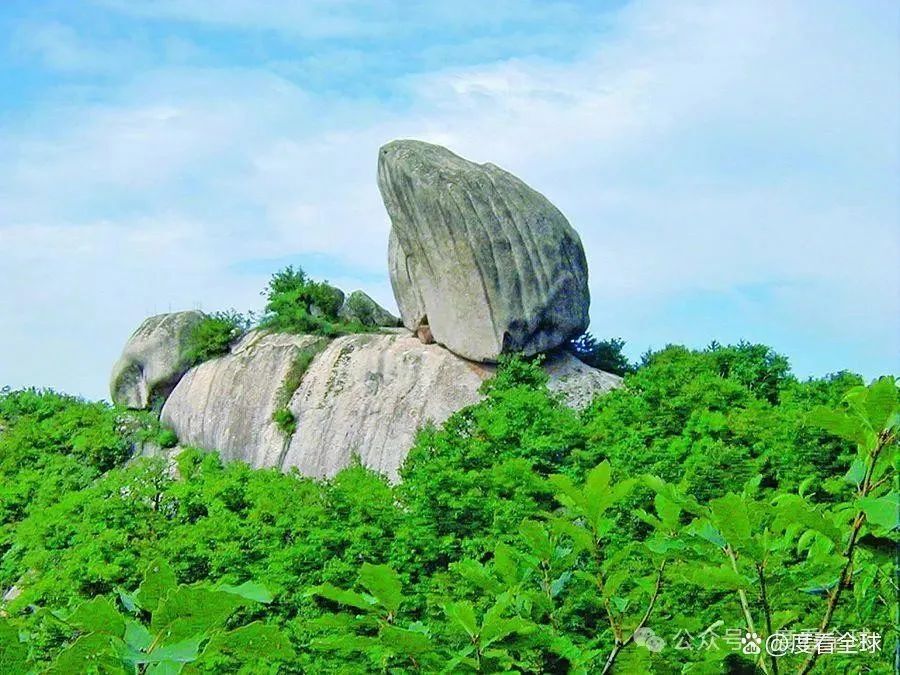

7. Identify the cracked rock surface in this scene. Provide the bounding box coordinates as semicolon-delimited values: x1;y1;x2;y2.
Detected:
161;330;620;480
379;140;590;362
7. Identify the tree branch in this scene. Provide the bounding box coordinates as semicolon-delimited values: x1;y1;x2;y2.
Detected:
797;429;892;675
726;546;769;675
757;563;778;675
600;560;666;675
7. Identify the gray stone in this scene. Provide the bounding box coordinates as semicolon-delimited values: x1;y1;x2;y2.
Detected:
110;311;206;409
161;330;620;481
378;139;590;362
338;290;400;327
160;330;322;467
2;584;21;604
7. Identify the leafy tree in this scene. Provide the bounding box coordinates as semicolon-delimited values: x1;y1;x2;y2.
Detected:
0;353;895;673
3;558;292;673
260;265;365;336
567;333;634;377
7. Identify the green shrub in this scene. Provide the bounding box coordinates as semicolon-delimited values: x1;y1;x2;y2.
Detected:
1;352;895;673
272;407;297;436
259;265;370;336
183;310;251;366
156;428;178;448
567;332;634;376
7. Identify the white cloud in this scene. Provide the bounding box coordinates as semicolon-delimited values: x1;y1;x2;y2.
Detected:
1;0;897;399
10;21;144;73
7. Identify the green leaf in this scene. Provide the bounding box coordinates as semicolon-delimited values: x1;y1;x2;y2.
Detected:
654;492;681;530
443;602;478;638
548;517;595;552
634;509;663;531
492;544;521;586
481;616;532;647
146;661;183;675
151;587;245;645
45;633;121;674
645;536;686;555
451;559;502;594
844;457;867;485
136;558;178;612
519;520;553;560
203;621;294;662
124;619;153;651
216;581;274;604
550;571;571;598
0;620;27;674
67;596;126;638
864;376;898;432
310;583;376;612
358;563;403;614
118;588;139;614
709;493;751;549
601;569;629;599
311;634;378;653
583;461;612;526
691;519;726;548
643;475;703;514
675;563;750;591
773;494;843;546
380;624;433;656
146;637;201;663
858;494;899;531
548;474;585;512
809;406;872;447
772;610;799;631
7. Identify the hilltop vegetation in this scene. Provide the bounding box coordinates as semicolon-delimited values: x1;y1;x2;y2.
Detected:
0;345;896;673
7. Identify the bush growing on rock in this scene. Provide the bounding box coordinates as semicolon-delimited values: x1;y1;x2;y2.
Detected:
567;332;634;377
260;265;365;336
183;309;251;367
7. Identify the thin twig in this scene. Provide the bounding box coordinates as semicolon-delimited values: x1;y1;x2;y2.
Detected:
600;560;666;675
757;563;778;675
726;546;769;675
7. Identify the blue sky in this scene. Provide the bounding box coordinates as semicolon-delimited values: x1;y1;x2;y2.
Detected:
1;0;897;401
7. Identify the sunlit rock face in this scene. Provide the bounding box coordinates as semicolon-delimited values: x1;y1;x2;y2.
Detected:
378;139;590;362
160;330;620;481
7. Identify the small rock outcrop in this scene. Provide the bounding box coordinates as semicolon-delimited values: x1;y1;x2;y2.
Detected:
338;291;400;327
110;311;206;409
161;330;620;480
378;140;590;362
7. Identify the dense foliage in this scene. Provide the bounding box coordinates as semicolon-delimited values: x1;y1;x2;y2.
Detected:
183;311;253;367
259;265;370;337
183;266;380;370
0;345;896;674
566;333;634;377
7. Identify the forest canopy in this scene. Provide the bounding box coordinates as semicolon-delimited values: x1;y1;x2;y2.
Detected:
0;343;896;673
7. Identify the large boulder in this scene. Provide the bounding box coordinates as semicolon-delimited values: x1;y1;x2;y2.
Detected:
110;311;206;409
161;330;620;480
338;290;400;327
378;140;590;362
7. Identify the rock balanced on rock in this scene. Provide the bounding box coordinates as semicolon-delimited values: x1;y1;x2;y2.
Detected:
109;139;616;481
378;139;590;363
